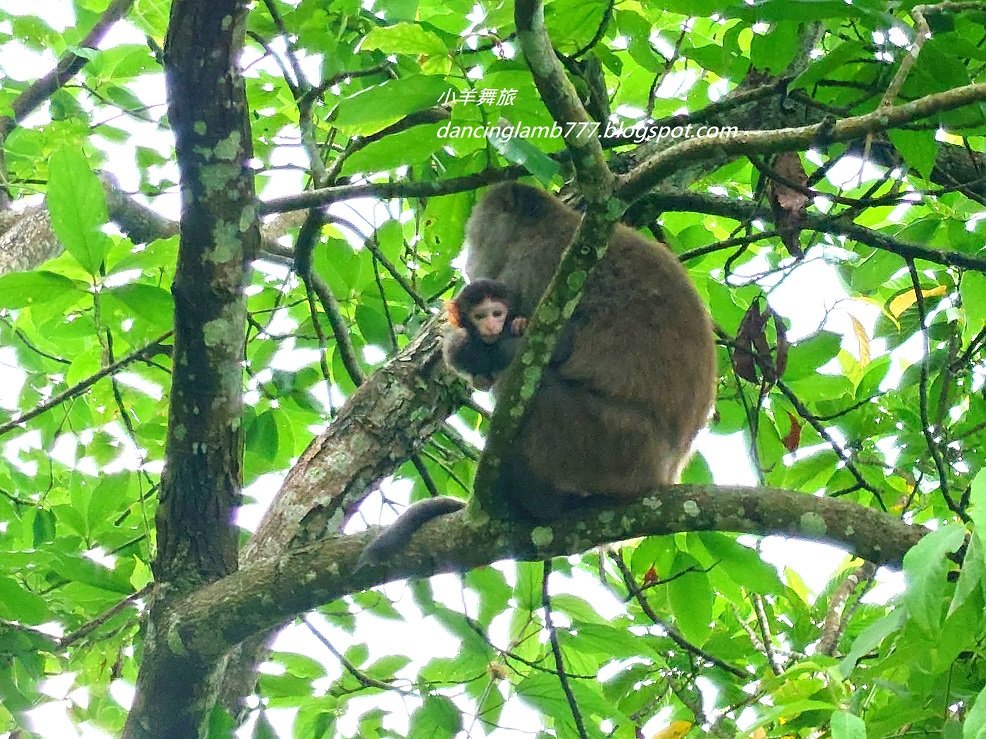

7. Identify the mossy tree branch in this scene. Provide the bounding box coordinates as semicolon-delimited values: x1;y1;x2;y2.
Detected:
473;0;623;511
145;483;927;664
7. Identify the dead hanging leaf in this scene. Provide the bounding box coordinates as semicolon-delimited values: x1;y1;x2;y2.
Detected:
775;313;789;378
849;315;871;365
487;662;508;681
768;152;809;259
782;411;802;452
734;300;789;384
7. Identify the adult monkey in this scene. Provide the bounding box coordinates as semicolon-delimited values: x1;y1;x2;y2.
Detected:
357;182;716;567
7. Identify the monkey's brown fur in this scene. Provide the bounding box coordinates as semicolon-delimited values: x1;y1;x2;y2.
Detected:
464;182;716;519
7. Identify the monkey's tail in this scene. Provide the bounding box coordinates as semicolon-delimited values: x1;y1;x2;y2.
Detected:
355;496;466;571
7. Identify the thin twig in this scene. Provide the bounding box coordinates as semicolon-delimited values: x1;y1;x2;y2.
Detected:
610;552;747;679
541;561;590;739
906;258;963;518
0;331;172;438
61;584;151;648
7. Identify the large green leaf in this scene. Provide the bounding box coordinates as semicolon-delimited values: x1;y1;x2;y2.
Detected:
334;76;451;136
0;270;82;308
46;148;112;274
903;524;965;634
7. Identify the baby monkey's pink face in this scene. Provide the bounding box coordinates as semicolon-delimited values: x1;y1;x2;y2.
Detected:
468;297;509;343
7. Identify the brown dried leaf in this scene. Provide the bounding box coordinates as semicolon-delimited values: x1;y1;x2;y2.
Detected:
768;152;809;259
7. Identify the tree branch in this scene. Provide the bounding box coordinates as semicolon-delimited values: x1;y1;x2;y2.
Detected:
619;82;986;200
156;483;924;664
474;0;620;511
632;190;986;273
0;0;136;139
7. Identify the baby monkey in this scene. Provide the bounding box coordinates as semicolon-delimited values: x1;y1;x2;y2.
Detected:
444;278;528;390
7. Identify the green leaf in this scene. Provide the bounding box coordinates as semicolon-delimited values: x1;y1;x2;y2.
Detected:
104;283;175;331
361;22;446;57
887;129;938;181
246;410;279;462
784;332;843;380
699;533;784;593
667;553;713;645
32;508;57;545
969;469;986;535
334;76;451;136
572;623;649;660
831;710;867;739
47;147;112;274
465;566;511;625
748;700;839;732
516;672;614;721
86;474;130;537
838;610;903;677
856;355;891;399
341;122;447;175
960;273;986;347
408;695;462;738
850;250;902;295
514;561;542;611
750;22;800;74
292;706;336;739
488;129;561;185
545;0;611;53
251;712;278;739
965;685;986;739
0;578;49;624
0;271;82;309
52;553;134;594
791;41;868;91
950;529;985;618
902;524;965;634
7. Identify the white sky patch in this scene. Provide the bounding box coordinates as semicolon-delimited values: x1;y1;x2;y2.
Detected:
0;345;26;410
653;69;698;100
0;0;71;28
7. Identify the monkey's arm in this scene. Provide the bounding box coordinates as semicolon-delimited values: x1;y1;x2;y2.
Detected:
356;497;466;569
444;328;484;376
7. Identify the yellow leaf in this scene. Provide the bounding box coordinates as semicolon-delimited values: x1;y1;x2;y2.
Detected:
888;284;947;319
849;315;871;365
651;720;693;739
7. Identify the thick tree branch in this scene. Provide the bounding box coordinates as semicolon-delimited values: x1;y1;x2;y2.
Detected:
473;0;622;511
0;178;304;278
149;484;925;663
124;0;259;735
514;0;610;186
619;82;986;200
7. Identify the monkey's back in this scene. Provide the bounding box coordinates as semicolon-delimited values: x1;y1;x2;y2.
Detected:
465;183;716;511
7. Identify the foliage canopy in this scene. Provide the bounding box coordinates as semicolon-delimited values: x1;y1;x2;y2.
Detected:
0;0;985;737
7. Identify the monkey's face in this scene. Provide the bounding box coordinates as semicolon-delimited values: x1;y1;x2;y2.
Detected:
468;297;509;344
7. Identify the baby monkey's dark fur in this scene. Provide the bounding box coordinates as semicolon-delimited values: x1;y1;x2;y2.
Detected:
358;183;716;569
